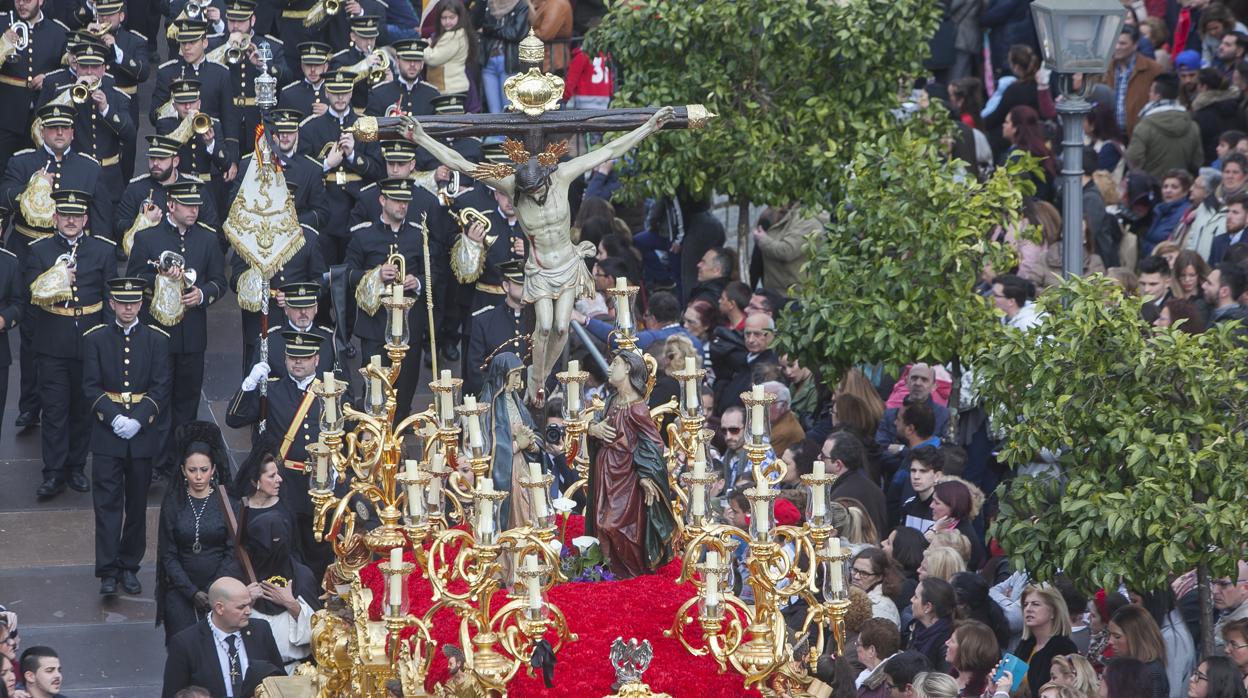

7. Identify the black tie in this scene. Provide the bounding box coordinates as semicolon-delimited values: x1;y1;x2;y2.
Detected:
226;634;242;697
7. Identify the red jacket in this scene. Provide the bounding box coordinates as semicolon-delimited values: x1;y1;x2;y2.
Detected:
563;47;614;99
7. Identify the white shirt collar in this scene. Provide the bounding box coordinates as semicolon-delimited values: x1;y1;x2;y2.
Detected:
294;374;315;391
117;318;139;335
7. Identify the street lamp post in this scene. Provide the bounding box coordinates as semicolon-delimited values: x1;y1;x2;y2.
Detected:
1030;0;1125;277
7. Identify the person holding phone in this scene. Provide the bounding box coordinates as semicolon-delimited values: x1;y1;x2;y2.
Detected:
1014;585;1079;693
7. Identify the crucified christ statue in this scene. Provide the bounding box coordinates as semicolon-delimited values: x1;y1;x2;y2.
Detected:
399;106;676;404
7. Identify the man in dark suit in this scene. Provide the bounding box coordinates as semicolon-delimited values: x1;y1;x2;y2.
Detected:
363;38;438;117
716;312;779;413
276;42;330;118
822;429;889;539
83;278;173;596
155;78;238;218
0;0;68;173
162;576;285;698
1210;192;1248;265
151;19;238;147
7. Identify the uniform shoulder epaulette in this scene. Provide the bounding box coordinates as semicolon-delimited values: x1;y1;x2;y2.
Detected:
263;34;284;45
84;323;107;335
147;324;170;337
349;221;371;232
128;173;151;185
472;305;495;317
375;0;389;7
182;173;205;183
78;152;99;164
240;152;255;163
196;222;217;232
301;224;320;236
52;18;70;31
281;79;302;91
302;154;320;166
158;58;178;69
91;235;117;246
317;324;333;333
12;148;34;157
330;48;348;59
266;324;284;335
29;236;53;247
109;86;130;99
0;248;16;259
127;29;149;42
44;68;68;79
267;376;280;382
359;181;377;191
298;114;318;127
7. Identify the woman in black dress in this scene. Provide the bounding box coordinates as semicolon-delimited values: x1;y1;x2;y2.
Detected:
155;422;236;644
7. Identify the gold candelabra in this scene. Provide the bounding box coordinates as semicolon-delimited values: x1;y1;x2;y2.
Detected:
295;293;575;697
664;386;852;694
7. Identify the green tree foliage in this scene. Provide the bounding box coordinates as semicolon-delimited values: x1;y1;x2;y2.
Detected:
777;122;1024;388
976;276;1248;599
589;0;942;206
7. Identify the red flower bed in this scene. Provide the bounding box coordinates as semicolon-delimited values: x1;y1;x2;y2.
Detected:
360;515;762;697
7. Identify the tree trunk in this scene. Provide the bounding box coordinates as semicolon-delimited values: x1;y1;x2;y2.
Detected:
1199;564;1216;657
737;198;750;282
947;355;962;440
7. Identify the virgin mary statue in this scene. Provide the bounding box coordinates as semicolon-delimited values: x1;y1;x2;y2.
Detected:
585;350;677;579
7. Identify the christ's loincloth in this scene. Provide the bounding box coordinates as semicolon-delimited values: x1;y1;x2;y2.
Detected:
523;240;597;304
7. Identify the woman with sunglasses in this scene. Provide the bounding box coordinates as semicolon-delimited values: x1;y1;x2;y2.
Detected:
851;547;902;625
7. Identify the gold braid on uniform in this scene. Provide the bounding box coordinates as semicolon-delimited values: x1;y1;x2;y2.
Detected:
477;332;533;372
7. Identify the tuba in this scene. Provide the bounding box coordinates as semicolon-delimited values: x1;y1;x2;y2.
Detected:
168;111;213;144
343;49;390;85
0;17;29;63
149;250;198;326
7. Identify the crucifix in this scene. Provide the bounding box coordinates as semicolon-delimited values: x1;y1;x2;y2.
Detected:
353;30;715;405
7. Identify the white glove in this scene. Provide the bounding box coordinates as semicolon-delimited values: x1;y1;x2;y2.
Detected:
111;415;141;439
242;361;270;391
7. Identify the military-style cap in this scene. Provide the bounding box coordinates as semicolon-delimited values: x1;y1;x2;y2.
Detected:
71;40;108;66
298;41;332;65
432;93;467;115
379;178;413;201
280;281;320;308
282;330;323;358
170;78;202;103
224;0;256;20
173;19;209;43
380;139;417;163
499;259;525;284
167;180;204;206
481;141;508;164
37;103;75;128
146;134;181;158
392;39;427;61
107;277;147;302
270;108;303;133
323;69;354;94
349;15;380;38
95;0;126;14
52;189;91;215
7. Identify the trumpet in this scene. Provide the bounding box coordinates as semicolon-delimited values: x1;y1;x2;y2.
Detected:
343;49;390;85
184;0;203;21
168;111;213;143
156;250;198;288
325;0;341;15
452;206;492;236
84;19;110;37
70;77;100;104
225;36;250;64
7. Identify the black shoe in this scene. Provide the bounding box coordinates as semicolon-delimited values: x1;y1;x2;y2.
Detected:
36;478;66;499
441;344;460;362
15;411;39;428
68;471;90;493
120;570;142;595
99;577;118;595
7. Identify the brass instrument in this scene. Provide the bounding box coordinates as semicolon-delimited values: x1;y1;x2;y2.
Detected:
85;20;110;38
301;0;340;27
207;35;251;65
122;197;161;256
355;251;404;316
149;250;198;326
437;171;462;207
18;164;55;230
30;246;78;306
70;76;101;104
451;206;492;236
1;17;30;63
184;0;203;21
343;49;390;85
168;111;213;143
155;99;177;120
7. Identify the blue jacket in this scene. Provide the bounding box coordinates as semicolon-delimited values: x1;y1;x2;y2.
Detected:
981;0;1039;76
1142;197;1190;257
584;319;703;355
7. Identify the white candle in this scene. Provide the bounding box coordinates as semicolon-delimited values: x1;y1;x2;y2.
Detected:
693;449;706;478
528;461;548;519
524;554;542;610
615;277;631;329
369;355;383;406
315;450;327;487
438;369;453;420
464;396;483;449
683;356;698;410
567;360;581;414
691;483;706;517
754;498;770;535
750;384;765;437
322;372;338;424
829;538;843;593
426;452;444;507
811;460;826;518
405;460;424;517
477;479;494;534
389;284;403;338
388;547;403;607
705;551;720;608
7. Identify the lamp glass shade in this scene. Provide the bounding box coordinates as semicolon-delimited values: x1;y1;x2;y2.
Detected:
1031;0;1125;74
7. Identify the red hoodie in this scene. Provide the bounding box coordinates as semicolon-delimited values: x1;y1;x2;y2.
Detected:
563;47;614;100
